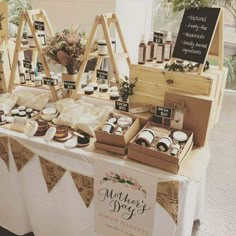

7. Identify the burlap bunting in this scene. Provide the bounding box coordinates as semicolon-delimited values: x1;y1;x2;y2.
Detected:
0;136;9;169
39;157;66;193
9;138;34;171
71;171;94;208
156;180;179;224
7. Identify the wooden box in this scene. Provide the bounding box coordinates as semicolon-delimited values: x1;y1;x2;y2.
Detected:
129;64;227;128
94;112;141;154
128;122;194;174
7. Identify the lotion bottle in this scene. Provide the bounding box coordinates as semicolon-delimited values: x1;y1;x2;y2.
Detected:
146;33;154;62
138;34;146;65
164;31;172;61
156;32;164;63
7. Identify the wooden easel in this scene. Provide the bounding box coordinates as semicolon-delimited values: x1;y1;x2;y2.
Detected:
171;8;224;75
8;9;59;101
74;13;131;98
0;47;8;93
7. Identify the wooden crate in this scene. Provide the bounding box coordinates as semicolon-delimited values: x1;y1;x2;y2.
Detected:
129;64;227;126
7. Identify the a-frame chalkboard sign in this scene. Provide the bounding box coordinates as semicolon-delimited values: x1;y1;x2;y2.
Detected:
171;7;223;74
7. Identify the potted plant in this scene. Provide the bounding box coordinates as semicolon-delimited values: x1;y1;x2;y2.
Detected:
45;27;87;81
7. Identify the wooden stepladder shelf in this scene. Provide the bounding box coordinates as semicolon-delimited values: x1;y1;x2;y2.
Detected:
8;9;59;101
73;13;131;98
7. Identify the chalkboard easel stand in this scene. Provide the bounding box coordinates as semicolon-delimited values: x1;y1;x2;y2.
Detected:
171;7;224;75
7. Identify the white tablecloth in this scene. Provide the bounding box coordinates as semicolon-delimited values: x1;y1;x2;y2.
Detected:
0;127;209;236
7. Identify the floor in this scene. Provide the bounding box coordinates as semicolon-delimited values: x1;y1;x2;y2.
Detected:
0;91;236;236
192;91;236;236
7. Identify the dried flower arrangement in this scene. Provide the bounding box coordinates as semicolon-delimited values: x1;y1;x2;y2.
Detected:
44;27;87;75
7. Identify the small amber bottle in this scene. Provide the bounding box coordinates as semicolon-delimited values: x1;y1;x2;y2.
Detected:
138;34;146;65
146;33;154;62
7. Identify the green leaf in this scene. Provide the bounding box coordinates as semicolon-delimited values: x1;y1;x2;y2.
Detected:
126;180;135;185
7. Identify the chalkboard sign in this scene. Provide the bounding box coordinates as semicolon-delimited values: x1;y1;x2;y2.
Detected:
115;101;129;112
64;81;76;90
97;69;108;80
155;106;172;119
153;32;164;44
43;77;55;86
34;21;45;31
37;62;43;72
23;60;32;69
172;7;221;64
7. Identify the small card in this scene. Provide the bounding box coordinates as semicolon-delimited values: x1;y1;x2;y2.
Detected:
97;69;108;80
34;21;45;31
115;101;129;112
43;77;55;86
64;81;76;90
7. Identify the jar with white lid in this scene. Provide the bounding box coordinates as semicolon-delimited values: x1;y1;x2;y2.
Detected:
156;136;172;152
97;40;108;56
102;122;116;134
136;129;155;147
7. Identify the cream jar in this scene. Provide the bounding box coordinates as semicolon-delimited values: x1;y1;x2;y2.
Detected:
102;122;116;134
135;129;155;147
170;143;180;156
172;131;188;143
97;40;108;56
117;116;133;128
156;136;172;152
34;76;43;87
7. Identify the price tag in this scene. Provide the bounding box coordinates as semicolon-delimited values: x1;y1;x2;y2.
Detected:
23;60;32;69
34;21;45;31
37;62;43;72
97;69;108;80
155;106;172;119
43;77;55;86
115;101;129;112
64;81;76;90
153;32;164;44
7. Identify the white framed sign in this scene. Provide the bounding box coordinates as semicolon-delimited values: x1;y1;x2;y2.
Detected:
94;161;157;236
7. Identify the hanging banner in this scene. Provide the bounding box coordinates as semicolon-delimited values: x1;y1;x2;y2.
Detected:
0;136;9;169
0;2;8;44
71;171;94;208
156;180;179;224
9;138;34;171
39;157;66;193
94;161;157;236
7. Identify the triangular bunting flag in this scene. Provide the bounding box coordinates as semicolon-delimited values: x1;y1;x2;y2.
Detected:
156;180;179;224
0;136;9;169
39;157;66;193
9;138;34;171
71;171;94;208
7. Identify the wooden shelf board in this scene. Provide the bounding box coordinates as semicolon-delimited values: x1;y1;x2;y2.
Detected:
14;82;62;91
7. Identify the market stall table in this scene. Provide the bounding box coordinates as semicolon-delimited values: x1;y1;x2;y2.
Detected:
0;127;210;236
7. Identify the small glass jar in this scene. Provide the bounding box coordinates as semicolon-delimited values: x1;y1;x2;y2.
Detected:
156;136;172;152
97;40;108;56
19;73;26;84
30;71;35;82
136;129;155;147
25;70;30;81
102;122;116;134
34;76;43;87
170;143;180;156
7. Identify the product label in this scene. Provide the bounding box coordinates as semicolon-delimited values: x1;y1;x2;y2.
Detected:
115;101;129;112
164;44;171;60
34;21;45;31
43;77;55;86
64;81;76;90
97;69;108;80
153;32;164;44
23;60;32;69
138;47;145;63
156;45;163;62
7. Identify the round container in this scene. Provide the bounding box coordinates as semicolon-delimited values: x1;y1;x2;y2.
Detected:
117;116;132;128
110;86;118;92
110;91;120;100
0;110;6;123
89;82;98;90
35;120;49;136
114;126;123;135
135;129;155;147
108;117;117;124
54;125;69;139
26;108;33;114
11;109;19;116
18;106;26;111
40;108;58;121
170;143;180;156
97;40;108;56
34;76;43;87
18;111;27;117
52;76;58;86
76;132;90;147
28;36;36;48
84;86;94;95
102;122;116;134
156;136;172;152
99;84;109;93
172;131;188;143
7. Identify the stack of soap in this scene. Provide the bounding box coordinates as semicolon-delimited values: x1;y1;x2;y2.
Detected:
35;120;49;136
